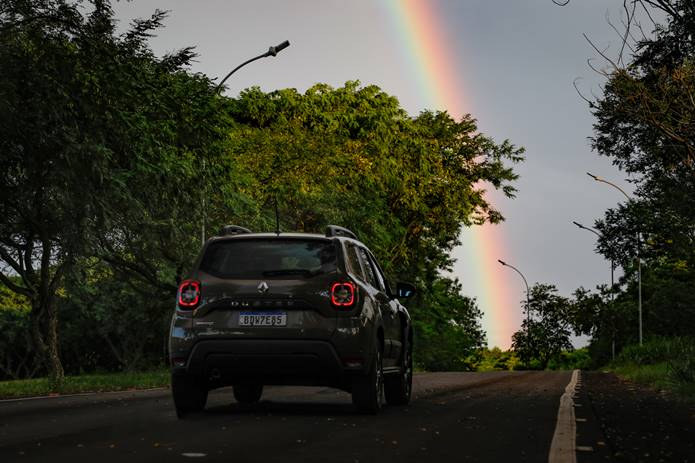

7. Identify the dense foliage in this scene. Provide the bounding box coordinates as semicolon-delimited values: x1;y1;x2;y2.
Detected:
411;278;486;371
0;0;523;381
526;1;695;373
511;284;574;369
575;1;695;363
0;0;232;385
611;336;695;394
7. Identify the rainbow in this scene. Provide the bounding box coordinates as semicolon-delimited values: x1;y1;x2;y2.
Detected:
381;0;520;348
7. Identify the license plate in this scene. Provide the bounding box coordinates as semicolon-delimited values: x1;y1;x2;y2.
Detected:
239;311;287;327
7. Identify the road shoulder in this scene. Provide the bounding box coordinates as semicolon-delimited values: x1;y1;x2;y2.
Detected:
582;370;695;461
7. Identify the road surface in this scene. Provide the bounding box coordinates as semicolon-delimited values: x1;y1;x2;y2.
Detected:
1;371;586;462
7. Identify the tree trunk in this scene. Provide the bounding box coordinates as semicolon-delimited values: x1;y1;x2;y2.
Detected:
45;298;64;389
29;303;47;371
30;297;65;390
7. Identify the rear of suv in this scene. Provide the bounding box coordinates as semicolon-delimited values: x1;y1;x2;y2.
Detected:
168;225;415;417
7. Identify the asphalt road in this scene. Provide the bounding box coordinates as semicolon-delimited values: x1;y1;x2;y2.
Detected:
1;371;574;462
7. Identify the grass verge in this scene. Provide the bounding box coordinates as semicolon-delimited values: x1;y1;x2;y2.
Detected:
611;362;695;399
611;362;671;389
608;337;695;401
0;370;169;400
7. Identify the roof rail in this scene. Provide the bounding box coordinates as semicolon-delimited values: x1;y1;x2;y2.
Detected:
219;225;252;236
325;225;358;240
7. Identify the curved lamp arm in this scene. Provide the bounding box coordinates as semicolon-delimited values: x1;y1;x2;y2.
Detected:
215;40;290;94
497;259;530;307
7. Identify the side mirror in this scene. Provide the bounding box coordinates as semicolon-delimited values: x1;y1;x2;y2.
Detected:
396;282;416;299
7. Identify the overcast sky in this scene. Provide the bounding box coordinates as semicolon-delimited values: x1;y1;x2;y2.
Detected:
113;0;641;348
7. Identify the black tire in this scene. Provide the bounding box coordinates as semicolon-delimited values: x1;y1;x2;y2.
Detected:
233;383;264;404
385;329;413;406
352;345;384;414
171;374;208;419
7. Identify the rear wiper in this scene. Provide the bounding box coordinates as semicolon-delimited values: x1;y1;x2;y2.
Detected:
262;269;323;277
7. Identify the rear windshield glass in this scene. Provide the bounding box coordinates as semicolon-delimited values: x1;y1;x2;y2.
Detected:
200;239;337;279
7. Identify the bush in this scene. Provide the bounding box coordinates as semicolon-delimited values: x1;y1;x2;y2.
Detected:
0;286;41;380
474;348;520;371
546;348;592;370
0;306;41;380
613;336;695;392
0;263;172;380
666;337;695;385
616;337;672;364
616;336;695;365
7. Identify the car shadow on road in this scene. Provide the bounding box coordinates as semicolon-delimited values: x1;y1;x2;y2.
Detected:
204;400;360;417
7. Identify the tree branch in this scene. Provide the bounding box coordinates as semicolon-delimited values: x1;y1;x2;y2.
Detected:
0;245;24;277
0;272;33;298
584;33;620;71
573;77;596;108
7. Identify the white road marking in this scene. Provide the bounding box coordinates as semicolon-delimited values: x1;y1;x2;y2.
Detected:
182;453;207;458
548;369;580;463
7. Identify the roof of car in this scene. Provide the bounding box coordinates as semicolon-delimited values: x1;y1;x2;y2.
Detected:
209;232;340;241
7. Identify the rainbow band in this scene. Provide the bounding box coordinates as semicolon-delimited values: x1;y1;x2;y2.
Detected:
381;0;517;348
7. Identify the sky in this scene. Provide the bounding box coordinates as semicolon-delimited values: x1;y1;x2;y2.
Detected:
113;0;641;349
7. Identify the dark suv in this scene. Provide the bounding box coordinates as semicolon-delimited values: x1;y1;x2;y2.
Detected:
169;225;415;417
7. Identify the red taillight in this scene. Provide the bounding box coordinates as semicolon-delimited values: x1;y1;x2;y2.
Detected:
331;282;356;308
178;279;201;309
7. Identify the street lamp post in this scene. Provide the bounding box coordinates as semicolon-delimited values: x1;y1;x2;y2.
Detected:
587;172;642;345
214;40;291;94
572;221;615;294
498;260;531;348
573;221;616;360
200;40;291;245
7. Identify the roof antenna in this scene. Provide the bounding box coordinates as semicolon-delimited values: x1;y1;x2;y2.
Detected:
274;196;280;236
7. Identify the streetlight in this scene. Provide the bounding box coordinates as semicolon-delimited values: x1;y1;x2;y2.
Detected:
587;172;642;345
201;40;291;244
572;221;615;293
573;220;616;360
215;40;291;94
497;259;531;337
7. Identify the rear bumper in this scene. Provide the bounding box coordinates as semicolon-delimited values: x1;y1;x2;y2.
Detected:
173;339;357;389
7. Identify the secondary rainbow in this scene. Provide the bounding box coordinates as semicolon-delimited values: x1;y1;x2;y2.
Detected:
381;0;518;348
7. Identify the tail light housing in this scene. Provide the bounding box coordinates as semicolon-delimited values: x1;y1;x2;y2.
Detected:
331;281;356;308
178;279;201;309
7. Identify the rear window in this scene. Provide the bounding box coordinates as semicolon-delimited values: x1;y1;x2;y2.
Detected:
200;239;337;279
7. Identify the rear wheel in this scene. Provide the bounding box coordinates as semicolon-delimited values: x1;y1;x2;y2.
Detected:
233;383;264;404
352;345;384;414
385;329;412;405
171;374;208;419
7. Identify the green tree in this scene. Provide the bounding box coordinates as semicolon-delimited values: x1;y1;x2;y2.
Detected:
591;0;694;267
512;284;573;369
227;83;524;280
411;277;486;371
0;0;232;386
592;1;695;173
585;0;695;360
